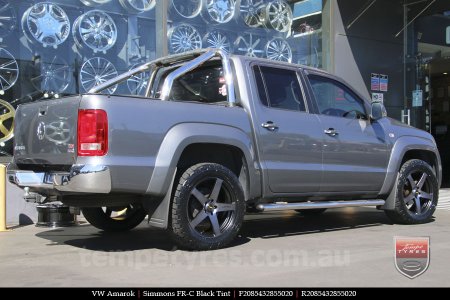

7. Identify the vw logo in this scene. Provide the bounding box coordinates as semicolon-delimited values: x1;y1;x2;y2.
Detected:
37;122;46;141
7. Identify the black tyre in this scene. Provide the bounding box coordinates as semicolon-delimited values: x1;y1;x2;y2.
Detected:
82;204;147;232
295;208;327;216
385;159;438;224
170;163;245;250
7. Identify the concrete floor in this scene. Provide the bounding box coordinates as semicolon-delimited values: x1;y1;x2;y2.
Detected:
1;207;450;287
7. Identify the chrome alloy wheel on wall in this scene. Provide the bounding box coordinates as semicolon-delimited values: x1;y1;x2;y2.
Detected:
127;64;150;96
0;0;16;43
265;38;292;62
202;0;236;24
168;24;202;54
262;0;292;33
0;48;18;95
80;57;118;94
171;0;202;19
22;2;70;49
73;10;118;53
239;0;265;28
31;56;71;93
234;33;264;57
119;0;156;13
0;98;14;143
203;30;231;54
79;0;112;7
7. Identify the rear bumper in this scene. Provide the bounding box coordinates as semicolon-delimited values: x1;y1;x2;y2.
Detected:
7;164;111;194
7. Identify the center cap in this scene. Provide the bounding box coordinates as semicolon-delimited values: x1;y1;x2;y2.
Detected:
205;201;216;213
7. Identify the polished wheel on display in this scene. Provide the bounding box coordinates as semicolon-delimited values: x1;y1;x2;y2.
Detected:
22;2;70;48
127;64;150;96
265;38;292;62
263;0;292;33
203;30;231;54
202;0;236;24
31;56;71;93
73;10;117;53
80;57;118;94
0;0;16;42
240;0;265;28
234;33;264;57
0;48;19;94
168;24;202;54
79;0;112;6
171;0;202;19
119;0;156;13
0;99;14;143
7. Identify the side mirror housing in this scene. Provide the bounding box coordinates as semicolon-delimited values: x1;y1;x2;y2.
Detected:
370;101;385;121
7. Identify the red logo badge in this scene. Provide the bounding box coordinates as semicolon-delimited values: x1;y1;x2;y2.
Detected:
394;237;430;279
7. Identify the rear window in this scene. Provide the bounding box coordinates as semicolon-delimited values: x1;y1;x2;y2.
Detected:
163;64;228;104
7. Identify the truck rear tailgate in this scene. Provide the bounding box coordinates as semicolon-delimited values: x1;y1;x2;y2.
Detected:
13;96;80;168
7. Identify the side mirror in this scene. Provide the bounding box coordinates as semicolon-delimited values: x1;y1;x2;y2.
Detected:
370;101;385;121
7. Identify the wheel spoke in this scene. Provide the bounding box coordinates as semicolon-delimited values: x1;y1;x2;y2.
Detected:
407;175;415;188
190;210;208;228
420;191;433;200
215;202;235;212
191;188;209;205
404;193;415;207
209;214;221;236
0;123;9;136
417;173;428;190
414;197;422;214
210;178;223;201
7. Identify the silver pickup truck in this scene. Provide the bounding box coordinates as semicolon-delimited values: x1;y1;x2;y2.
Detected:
7;49;441;250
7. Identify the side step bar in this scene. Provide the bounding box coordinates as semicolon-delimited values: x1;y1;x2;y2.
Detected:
256;200;385;212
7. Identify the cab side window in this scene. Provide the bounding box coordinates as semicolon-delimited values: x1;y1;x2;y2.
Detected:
253;65;306;112
308;75;367;119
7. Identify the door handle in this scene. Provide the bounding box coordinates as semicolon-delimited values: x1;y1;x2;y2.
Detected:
324;128;338;136
262;121;279;131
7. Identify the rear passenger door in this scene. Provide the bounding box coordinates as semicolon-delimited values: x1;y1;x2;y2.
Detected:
306;73;389;193
251;64;323;194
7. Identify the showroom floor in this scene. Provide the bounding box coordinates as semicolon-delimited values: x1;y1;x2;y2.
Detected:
1;201;450;287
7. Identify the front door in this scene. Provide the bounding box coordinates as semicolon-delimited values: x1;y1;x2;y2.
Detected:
252;64;323;194
307;73;389;193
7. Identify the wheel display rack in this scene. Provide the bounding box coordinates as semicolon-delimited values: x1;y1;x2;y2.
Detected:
168;0;298;62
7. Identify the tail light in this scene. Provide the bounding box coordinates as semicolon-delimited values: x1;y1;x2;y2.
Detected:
77;109;108;156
